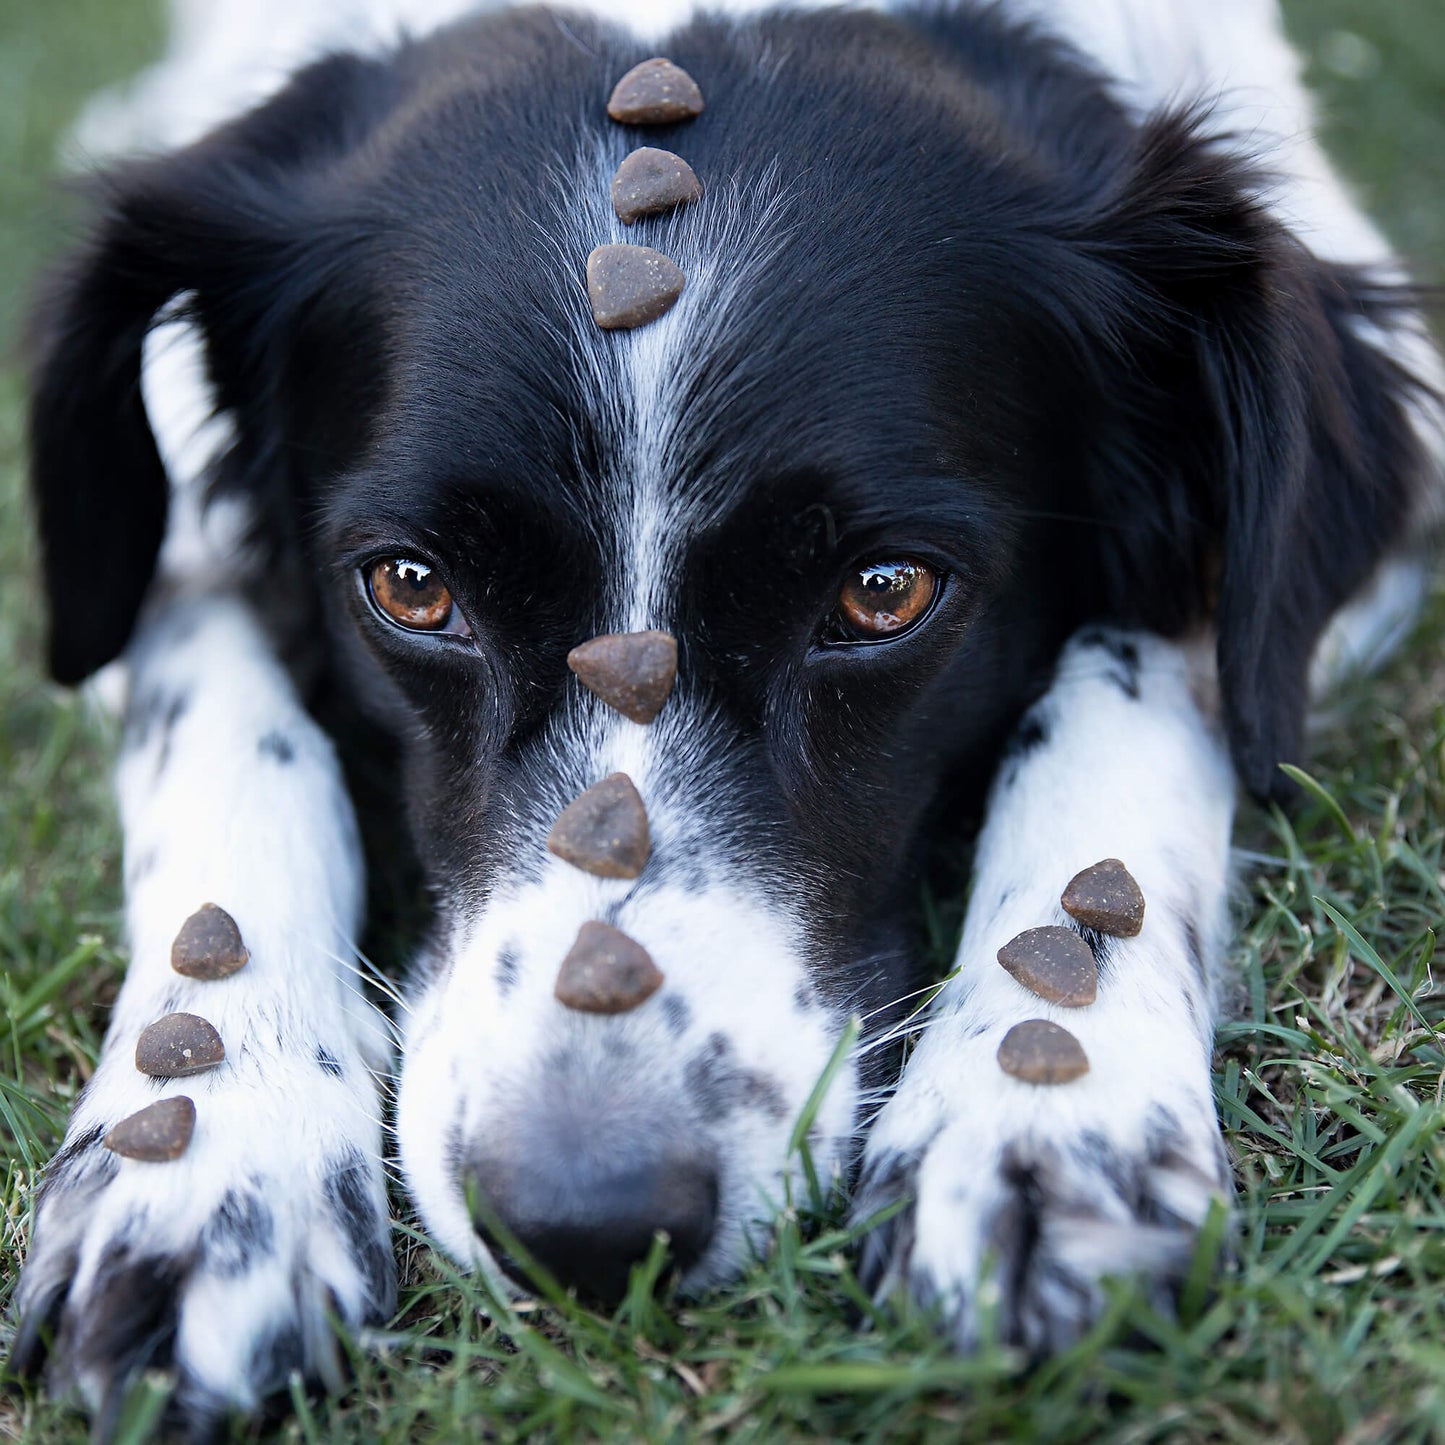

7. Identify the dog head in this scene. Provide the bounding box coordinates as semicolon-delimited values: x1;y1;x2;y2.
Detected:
31;4;1425;1295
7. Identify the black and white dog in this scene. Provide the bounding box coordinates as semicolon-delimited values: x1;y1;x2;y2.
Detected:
12;0;1443;1429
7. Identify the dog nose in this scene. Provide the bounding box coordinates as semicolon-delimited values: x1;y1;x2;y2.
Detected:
468;1146;718;1304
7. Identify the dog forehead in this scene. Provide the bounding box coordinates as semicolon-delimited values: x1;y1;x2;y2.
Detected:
361;8;1024;438
300;0;1101;636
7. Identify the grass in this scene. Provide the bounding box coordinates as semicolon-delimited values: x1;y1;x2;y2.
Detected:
3;1;1445;1440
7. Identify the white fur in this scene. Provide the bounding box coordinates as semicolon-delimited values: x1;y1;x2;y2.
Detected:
858;631;1236;1346
17;596;393;1414
399;874;854;1283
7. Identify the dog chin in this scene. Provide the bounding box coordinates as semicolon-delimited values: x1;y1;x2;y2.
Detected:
394;872;861;1294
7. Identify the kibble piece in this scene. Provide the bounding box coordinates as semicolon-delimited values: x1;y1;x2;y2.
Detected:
1061;858;1145;937
611;146;703;224
171;903;250;979
555;920;663;1014
607;58;705;125
997;926;1097;1007
997;1020;1090;1085
547;773;651;878
567;629;677;723
587;244;685;329
135;1013;226;1078
104;1096;197;1161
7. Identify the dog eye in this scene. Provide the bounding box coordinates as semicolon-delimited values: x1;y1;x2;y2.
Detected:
366;557;468;634
833;559;938;641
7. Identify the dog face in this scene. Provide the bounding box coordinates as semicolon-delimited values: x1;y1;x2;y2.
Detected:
311;10;1065;1287
31;4;1423;1293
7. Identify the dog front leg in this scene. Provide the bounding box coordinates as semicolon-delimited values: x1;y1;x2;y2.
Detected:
855;627;1235;1353
10;594;394;1433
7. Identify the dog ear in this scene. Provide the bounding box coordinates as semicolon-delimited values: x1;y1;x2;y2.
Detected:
29;52;395;684
1066;110;1430;802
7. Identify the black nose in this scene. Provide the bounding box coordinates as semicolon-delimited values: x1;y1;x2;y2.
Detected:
468;1147;718;1305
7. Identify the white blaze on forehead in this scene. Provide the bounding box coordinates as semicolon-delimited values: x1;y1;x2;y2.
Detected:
553;141;797;633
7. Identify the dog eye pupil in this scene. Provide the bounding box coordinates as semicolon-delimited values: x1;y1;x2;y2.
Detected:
368;557;455;631
836;560;937;640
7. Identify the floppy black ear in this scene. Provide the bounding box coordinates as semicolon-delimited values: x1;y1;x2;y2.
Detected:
1067;111;1431;802
30;51;396;684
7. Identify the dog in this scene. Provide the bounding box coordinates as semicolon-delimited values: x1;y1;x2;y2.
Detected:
10;0;1443;1432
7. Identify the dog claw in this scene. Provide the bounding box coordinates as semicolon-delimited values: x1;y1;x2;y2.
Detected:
6;1281;67;1383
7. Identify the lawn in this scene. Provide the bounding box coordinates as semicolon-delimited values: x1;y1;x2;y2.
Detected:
3;1;1445;1440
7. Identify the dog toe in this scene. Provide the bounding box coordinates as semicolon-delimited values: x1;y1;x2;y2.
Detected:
11;1091;393;1434
855;1109;1231;1355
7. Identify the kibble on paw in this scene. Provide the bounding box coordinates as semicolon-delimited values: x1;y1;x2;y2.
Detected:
996;1019;1090;1085
611;146;703;224
547;772;651;878
607;58;705;125
171;902;250;979
104;1096;197;1161
555;920;663;1014
1061;858;1145;936
587;243;685;329
135;1012;226;1077
997;925;1097;1007
567;629;678;722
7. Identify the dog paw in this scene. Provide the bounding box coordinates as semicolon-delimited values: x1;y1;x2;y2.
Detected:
8;1049;393;1438
854;1041;1231;1355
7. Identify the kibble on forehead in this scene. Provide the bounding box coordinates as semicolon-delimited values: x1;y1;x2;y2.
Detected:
610;147;703;225
586;243;686;330
607;58;705;125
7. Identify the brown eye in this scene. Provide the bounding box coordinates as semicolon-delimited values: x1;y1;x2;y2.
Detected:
835;559;938;640
367;557;462;633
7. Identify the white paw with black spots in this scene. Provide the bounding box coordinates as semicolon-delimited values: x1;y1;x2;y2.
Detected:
9;1044;393;1440
853;1032;1231;1355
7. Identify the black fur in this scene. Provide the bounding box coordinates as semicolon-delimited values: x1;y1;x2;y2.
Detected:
202;1189;277;1277
322;1153;394;1317
257;729;296;763
51;1244;189;1433
684;1033;788;1124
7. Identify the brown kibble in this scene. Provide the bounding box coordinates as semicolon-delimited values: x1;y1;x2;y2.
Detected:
171;903;249;979
607;58;705;125
610;146;703;224
587;244;685;329
104;1096;196;1161
555;920;664;1014
1061;858;1145;937
547;773;651;879
997;1020;1090;1086
567;629;678;723
997;926;1097;1007
135;1013;226;1078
